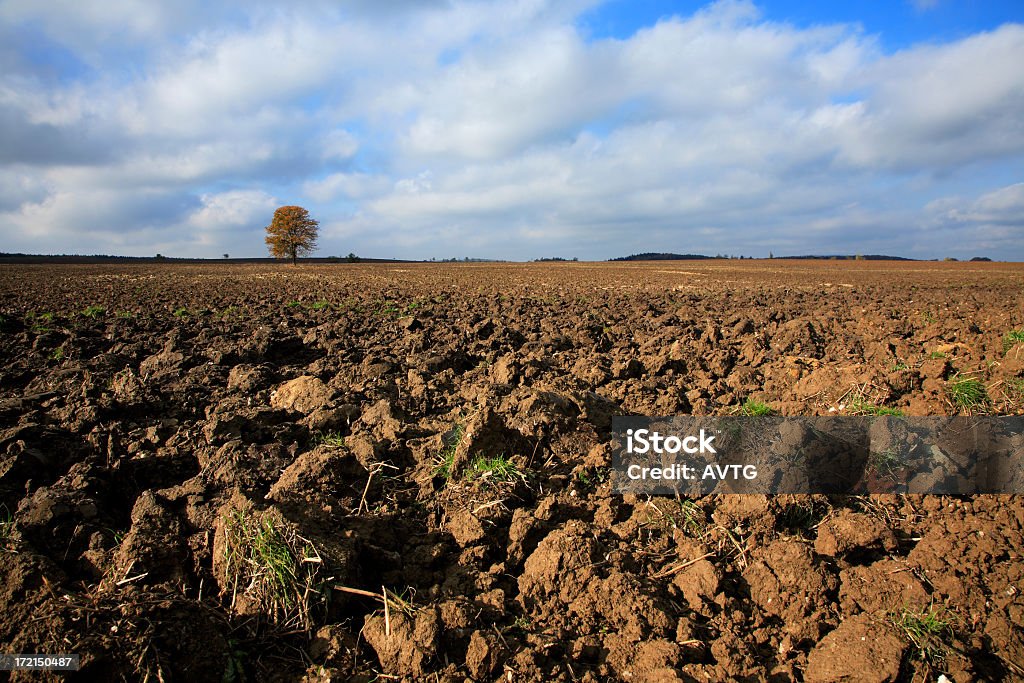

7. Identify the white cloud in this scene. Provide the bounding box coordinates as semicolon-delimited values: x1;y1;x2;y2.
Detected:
928;183;1024;225
188;190;278;231
914;184;1024;259
320;129;359;161
827;24;1024;170
0;1;199;52
303;172;390;202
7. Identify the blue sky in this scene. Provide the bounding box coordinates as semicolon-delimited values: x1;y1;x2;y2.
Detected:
1;0;1022;260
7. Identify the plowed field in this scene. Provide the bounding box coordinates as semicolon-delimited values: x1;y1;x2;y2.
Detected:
1;260;1022;682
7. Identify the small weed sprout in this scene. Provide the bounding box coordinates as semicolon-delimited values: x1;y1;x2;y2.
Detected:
286;300;303;309
574;467;609;489
890;604;952;663
81;305;105;319
778;499;830;532
868;449;902;478
646;499;708;539
1004;328;1024;353
50;346;65;361
1002;378;1024;408
26;311;53;333
946;374;990;413
847;391;903;416
0;504;14;551
221;507;325;631
382;587;418;617
173;307;190;318
316;431;345;447
335;585;420;619
433;424;464;481
433;425;525;486
466;453;524;484
738;398;775;416
676;499;708;538
512;615;532;632
311;300;331;311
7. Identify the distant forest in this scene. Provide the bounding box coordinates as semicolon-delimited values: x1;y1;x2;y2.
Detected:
610;253;719;261
610;253;994;262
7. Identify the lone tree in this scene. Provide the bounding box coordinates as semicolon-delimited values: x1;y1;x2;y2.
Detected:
265;205;319;265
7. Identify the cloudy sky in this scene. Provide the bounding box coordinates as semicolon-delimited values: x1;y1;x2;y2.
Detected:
1;0;1022;261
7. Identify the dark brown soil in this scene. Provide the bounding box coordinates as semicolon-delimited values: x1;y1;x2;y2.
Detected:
0;260;1022;682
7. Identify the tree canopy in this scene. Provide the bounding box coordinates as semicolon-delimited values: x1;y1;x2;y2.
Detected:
265;206;319;264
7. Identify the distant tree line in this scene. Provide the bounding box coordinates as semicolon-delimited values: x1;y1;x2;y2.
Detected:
606;253;998;262
609;252;726;261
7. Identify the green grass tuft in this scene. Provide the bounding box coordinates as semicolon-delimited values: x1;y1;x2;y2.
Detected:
310;300;331;311
466;453;524;483
26;311;55;333
946;374;990;413
848;394;903;416
316;431;345;447
574;466;609;489
645;499;709;539
1004;378;1024;408
868;448;903;478
738;398;775;416
433;424;464;480
221;507;325;630
890;604;952;663
1004;328;1024;353
81;305;105;319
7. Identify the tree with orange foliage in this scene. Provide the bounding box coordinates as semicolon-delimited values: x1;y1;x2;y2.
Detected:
265;205;319;265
